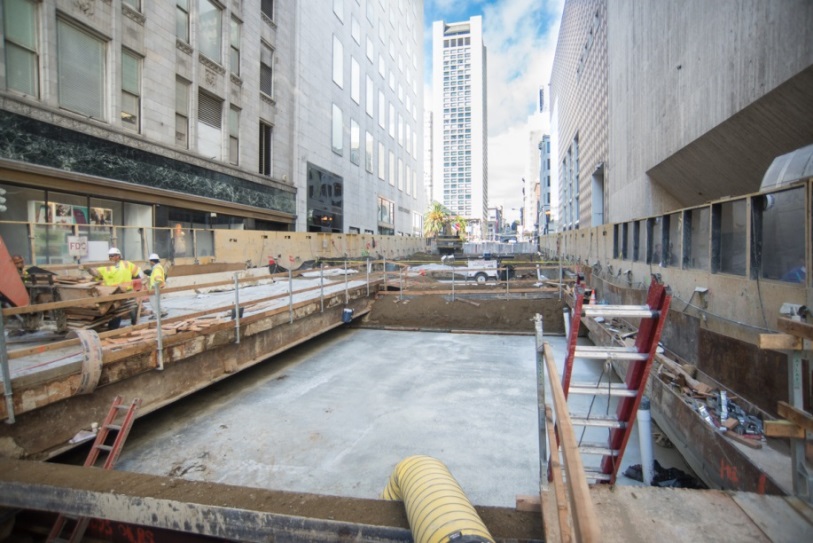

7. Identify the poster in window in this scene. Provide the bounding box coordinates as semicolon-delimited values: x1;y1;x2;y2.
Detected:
90;207;113;225
34;202;55;224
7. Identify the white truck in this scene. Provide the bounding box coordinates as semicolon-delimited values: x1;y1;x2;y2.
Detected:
464;258;515;284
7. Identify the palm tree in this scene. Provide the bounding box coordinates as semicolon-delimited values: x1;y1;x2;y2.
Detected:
424;201;449;238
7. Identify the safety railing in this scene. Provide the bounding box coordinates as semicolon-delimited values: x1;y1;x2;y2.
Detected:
535;314;601;543
0;259;385;423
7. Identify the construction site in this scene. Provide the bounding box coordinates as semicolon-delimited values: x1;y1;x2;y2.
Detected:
0;228;811;543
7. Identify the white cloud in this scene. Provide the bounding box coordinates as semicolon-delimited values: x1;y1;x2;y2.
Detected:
481;0;562;221
424;0;564;222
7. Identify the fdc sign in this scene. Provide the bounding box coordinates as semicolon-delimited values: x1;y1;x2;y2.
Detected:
68;236;89;257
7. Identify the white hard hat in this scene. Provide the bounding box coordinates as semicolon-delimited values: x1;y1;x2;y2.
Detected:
108;247;122;256
149;253;161;261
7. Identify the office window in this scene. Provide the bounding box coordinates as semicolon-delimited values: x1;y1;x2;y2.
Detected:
57;19;105;119
261;0;273;20
366;76;374;117
388;103;395;137
198;0;222;63
176;0;190;42
259;122;272;175
389;151;395;186
3;0;39;97
378;91;385;128
333;36;343;88
121;49;141;132
198;90;222;160
366;37;374;63
378;142;386;181
333;0;343;22
230;17;241;76
350;119;360;165
260;42;273;96
712;200;746;276
351;15;360;44
123;0;141;10
365;132;374;173
351;57;360;104
229;106;240;165
175;77;190;147
752;188;806;282
332;104;343;155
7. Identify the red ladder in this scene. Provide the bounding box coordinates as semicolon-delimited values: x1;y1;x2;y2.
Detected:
47;395;142;543
555;277;671;485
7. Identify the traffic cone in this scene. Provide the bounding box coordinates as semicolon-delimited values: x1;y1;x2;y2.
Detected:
589;289;597;305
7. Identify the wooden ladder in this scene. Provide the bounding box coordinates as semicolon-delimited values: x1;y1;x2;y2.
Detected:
555;277;671;485
46;395;142;543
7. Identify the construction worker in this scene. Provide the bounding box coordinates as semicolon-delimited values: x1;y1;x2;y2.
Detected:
147;253;168;319
83;247;142;329
12;254;28;280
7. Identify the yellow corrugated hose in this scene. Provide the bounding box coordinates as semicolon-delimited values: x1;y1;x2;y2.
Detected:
381;455;495;543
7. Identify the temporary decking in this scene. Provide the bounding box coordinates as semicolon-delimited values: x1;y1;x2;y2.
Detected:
1;266;381;459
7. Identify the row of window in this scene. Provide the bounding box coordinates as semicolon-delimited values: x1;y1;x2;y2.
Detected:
607;186;809;284
4;0;278;177
331;104;418;197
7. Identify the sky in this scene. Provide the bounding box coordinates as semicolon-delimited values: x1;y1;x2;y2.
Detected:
423;0;564;223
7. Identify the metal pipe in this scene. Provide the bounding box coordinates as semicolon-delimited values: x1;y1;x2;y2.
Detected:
0;312;15;424
366;257;370;296
534;314;546;489
233;273;241;344
155;284;164;371
563;306;571;338
383;255;388;290
637;396;654;485
344;257;349;305
320;263;324;313
288;268;294;324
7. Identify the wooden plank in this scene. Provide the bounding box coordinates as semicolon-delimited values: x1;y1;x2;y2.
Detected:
764;420;805;439
758;333;802;351
456;298;481;307
777;401;813;433
777;317;813;341
543;405;569;543
542;343;599;543
722;430;763;449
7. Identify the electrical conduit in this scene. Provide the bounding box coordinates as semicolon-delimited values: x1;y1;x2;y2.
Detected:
381;455;494;543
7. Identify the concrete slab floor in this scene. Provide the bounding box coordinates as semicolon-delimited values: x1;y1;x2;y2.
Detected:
114;328;693;508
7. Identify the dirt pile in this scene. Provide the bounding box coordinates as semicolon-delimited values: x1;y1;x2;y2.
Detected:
363;292;566;335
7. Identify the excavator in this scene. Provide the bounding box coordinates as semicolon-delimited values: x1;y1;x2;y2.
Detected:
0;235;68;334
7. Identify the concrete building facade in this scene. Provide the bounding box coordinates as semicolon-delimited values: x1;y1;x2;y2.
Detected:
542;0;813;435
549;0;608;231
0;0;426;265
431;16;488;240
0;0;298;262
295;0;425;236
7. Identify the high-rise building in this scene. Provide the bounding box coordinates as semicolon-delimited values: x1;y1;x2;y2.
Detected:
538;135;552;235
431;16;488;240
423;110;434;204
296;0;425;235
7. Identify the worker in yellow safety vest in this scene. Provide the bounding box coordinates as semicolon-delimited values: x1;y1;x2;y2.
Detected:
146;253;168;319
83;247;142;329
